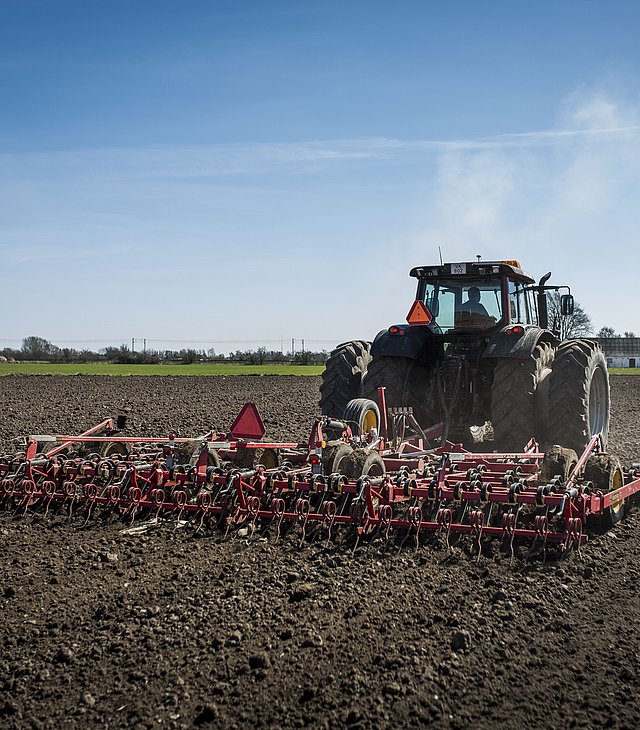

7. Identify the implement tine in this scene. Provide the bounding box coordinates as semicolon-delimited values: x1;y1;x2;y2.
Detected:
470;509;484;562
271;497;286;542
501;512;517;563
295;498;310;547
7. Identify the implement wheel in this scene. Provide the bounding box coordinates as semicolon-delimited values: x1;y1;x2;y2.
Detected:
320;340;372;420
547;340;610;453
188;443;222;469
322;442;353;475
540;445;578;486
362;356;435;427
342;449;386;479
491;342;554;452
343;398;380;436
585;453;626;529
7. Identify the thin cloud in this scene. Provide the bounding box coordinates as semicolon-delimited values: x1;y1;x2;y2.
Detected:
13;244;129;264
0;125;638;184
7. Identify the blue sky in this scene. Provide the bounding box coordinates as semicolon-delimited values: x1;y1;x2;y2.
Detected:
2;0;640;353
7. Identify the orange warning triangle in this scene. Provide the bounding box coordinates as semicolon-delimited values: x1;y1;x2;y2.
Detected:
406;300;432;325
229;403;266;439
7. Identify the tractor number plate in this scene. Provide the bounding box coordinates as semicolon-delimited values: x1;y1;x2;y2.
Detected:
451;263;467;275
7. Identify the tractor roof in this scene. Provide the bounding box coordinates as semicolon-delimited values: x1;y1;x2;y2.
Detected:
409;260;535;284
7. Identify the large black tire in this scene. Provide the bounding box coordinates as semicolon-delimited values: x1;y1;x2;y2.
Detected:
362;356;436;428
491;343;554;452
546;340;610;454
320;341;372;420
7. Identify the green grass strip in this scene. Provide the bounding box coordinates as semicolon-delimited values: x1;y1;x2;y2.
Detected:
0;363;324;376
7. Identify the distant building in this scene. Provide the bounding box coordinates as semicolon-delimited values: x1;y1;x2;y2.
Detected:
594;338;640;368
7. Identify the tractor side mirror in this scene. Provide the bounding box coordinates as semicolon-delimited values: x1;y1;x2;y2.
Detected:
560;294;574;316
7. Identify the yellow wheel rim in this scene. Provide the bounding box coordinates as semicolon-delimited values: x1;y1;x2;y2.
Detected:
362;408;378;434
611;467;624;514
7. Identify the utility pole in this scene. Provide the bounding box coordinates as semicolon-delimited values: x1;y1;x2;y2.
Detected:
131;337;135;352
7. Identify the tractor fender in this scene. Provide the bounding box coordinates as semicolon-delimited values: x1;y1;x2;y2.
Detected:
370;326;440;364
482;325;556;359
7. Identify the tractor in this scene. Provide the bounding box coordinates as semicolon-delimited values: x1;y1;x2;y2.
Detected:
320;259;610;454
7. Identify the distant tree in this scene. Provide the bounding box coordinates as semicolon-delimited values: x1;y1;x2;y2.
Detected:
78;349;98;363
57;347;78;363
256;346;267;365
1;347;19;361
547;292;592;340
181;349;200;364
104;344;136;363
597;326;617;338
21;336;58;361
624;331;636;338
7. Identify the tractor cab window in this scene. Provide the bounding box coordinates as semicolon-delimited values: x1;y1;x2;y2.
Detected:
508;280;533;325
422;278;502;332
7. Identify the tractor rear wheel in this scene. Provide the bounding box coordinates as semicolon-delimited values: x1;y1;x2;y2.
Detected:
491;343;554;452
320;341;372;420
546;340;610;454
362;356;435;427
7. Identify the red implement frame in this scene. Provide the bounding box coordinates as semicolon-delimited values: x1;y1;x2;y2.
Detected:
2;405;638;558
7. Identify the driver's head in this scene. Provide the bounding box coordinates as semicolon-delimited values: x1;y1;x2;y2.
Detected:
468;286;481;303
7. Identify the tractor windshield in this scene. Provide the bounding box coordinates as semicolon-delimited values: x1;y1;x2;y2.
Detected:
421;278;503;332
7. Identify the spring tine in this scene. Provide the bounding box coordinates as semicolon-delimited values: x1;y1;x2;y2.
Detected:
194;492;212;535
501;512;517;563
409;505;422;549
322;500;337;547
295;498;310;547
470;509;484;562
378;503;393;547
247;495;261;540
271;497;286;542
436;508;453;551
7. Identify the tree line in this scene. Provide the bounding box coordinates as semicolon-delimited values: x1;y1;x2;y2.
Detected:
2;295;633;366
0;337;328;365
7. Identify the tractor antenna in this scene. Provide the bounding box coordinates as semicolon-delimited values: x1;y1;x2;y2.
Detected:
438;246;443;265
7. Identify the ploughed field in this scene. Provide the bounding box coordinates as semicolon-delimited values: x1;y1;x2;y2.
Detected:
1;374;640;730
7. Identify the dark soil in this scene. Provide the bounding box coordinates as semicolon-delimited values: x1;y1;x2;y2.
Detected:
1;374;640;729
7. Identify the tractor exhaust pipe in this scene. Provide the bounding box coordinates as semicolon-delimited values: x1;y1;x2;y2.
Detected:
537;272;552;329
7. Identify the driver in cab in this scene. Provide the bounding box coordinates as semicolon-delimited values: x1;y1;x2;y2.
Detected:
454;286;495;330
458;286;489;316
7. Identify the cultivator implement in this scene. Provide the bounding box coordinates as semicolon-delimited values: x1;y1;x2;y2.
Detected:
1;401;638;559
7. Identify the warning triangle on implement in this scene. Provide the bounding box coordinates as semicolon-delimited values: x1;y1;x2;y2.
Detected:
406;300;432;325
229;403;266;439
